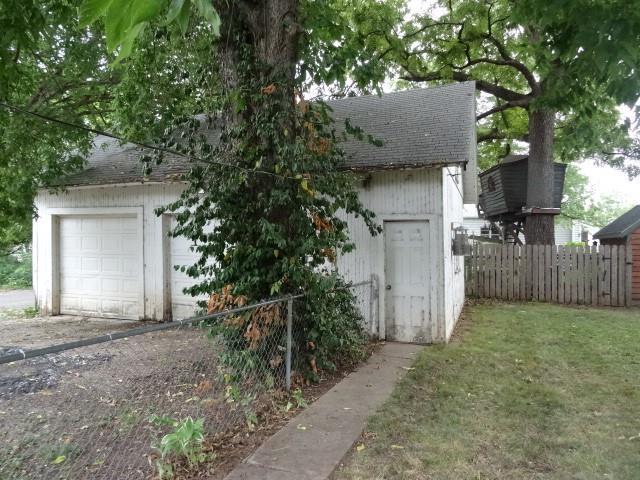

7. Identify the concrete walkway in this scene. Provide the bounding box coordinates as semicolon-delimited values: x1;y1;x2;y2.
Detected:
0;289;34;310
225;342;424;480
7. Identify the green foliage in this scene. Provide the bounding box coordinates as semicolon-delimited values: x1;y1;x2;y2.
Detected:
0;0;218;253
561;165;630;227
292;388;307;409
149;415;208;479
79;0;220;61
343;0;640;172
0;0;104;252
0;252;32;289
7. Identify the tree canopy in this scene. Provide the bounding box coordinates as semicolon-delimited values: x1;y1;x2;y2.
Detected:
561;165;630;228
342;0;640;242
0;0;222;252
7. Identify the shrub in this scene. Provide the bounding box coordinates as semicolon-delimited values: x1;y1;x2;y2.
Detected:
0;252;32;289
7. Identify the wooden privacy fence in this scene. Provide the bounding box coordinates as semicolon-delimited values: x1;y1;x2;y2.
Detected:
465;244;632;307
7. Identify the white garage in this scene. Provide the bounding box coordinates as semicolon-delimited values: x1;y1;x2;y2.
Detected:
58;215;142;319
34;83;476;342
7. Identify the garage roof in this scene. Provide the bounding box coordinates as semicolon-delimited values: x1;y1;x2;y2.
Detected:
53;82;476;187
594;205;640;240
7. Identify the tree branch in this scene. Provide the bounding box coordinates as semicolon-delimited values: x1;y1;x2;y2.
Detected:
480;33;539;92
477;128;529;144
476;100;530;120
401;69;528;103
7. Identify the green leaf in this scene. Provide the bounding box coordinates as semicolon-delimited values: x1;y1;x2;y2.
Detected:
166;0;186;23
104;0;133;52
52;455;66;465
78;0;114;27
193;0;221;36
130;0;164;26
113;22;147;64
175;0;192;35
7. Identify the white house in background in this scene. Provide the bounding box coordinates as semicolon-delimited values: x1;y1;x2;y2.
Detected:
463;204;598;245
33;82;477;344
554;217;599;245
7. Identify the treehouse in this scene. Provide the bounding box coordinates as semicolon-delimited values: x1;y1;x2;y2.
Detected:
478;154;567;220
477;154;567;243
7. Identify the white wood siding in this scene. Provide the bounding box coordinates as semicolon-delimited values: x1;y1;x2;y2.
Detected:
35;170;466;343
34;183;188;319
442;166;465;340
337;168;460;343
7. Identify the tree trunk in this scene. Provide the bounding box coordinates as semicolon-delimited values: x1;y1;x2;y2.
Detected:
524;108;555;244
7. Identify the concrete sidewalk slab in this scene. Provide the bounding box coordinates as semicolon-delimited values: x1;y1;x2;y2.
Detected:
224;342;424;480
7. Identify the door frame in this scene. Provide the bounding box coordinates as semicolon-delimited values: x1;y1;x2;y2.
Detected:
47;207;145;319
378;214;439;341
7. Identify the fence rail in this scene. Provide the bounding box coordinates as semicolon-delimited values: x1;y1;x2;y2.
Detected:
465;244;632;307
0;279;378;480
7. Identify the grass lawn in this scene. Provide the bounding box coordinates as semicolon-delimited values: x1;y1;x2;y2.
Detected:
335;302;640;480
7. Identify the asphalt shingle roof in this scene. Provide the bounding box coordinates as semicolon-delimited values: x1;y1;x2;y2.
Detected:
54;81;476;187
594;205;640;240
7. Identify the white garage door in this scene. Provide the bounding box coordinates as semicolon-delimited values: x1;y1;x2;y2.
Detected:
169;216;204;320
59;215;141;319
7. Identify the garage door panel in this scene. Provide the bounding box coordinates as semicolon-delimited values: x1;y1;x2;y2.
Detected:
59;215;141;319
80;256;100;273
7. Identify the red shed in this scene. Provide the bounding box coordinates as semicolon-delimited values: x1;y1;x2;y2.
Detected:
594;205;640;305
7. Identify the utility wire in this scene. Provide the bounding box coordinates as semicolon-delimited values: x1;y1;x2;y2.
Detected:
0;101;300;182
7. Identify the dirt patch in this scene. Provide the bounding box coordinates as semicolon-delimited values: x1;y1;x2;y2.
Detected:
0;350;113;396
0;314;142;350
0;321;372;480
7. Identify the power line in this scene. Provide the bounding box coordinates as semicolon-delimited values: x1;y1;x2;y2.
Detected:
0;101;298;182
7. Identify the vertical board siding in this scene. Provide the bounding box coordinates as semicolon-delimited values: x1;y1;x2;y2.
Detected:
337;168;453;343
631;229;640;305
441;167;465;340
465;244;632;306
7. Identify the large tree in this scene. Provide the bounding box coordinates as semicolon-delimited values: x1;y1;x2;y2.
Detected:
78;0;382;373
343;0;640;243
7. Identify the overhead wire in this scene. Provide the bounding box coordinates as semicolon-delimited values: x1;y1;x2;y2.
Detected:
0;100;301;182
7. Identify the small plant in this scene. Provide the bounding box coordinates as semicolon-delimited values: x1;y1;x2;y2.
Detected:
149;416;209;479
292;388;308;409
285;388;308;412
22;306;38;318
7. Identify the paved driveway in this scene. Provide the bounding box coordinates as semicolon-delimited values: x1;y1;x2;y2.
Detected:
0;289;34;310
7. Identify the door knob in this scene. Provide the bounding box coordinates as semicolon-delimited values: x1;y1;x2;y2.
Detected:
385;284;392;290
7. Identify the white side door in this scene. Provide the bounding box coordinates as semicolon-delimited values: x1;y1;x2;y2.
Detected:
384;220;431;342
59;215;141;319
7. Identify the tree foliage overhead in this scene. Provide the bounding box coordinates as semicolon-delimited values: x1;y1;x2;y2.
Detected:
561;165;630;228
0;0;221;252
343;0;640;242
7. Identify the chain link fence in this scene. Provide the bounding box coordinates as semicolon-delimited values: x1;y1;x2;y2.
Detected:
0;279;377;480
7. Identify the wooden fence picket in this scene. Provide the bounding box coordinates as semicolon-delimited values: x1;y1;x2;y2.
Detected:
465;243;629;307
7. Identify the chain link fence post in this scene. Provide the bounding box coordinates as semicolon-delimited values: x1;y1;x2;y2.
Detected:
285;297;293;391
